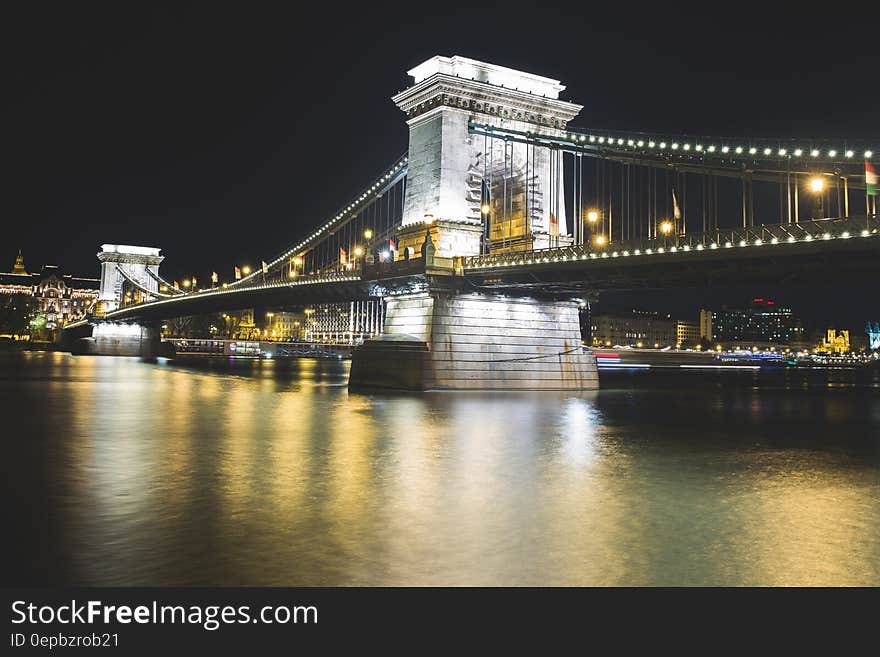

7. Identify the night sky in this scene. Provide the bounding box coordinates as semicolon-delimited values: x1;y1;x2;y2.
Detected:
4;3;879;329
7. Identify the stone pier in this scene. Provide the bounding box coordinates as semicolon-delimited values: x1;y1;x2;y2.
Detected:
68;322;162;358
349;291;597;391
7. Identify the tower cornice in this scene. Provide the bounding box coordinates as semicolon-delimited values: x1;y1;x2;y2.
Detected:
393;73;582;129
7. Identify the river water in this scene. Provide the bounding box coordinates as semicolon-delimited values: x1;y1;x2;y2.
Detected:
2;351;879;586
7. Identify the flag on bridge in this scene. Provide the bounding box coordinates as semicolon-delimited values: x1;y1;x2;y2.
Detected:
549;212;559;236
192;276;197;287
866;161;877;196
211;271;218;284
389;237;396;251
173;280;179;289
672;188;681;220
234;266;241;280
340;247;347;265
261;261;268;274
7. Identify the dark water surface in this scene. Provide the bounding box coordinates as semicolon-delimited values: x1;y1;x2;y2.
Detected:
3;352;879;586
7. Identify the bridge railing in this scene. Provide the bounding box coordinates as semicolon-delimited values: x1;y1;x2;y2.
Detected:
462;214;880;270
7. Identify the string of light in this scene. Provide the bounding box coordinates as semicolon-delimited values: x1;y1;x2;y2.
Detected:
106;274;362;319
476;124;875;164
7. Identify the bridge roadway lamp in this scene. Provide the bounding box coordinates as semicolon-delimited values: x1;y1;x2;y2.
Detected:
364;229;373;240
481;203;491;215
289;256;303;279
658;219;674;248
809;177;825;219
241;265;251;276
594;234;607;247
585;209;600;244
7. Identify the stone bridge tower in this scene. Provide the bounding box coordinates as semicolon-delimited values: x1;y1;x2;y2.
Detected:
350;56;597;391
392;55;582;257
96;244;164;312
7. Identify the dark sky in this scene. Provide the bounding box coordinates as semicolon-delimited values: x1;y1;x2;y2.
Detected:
4;3;879;329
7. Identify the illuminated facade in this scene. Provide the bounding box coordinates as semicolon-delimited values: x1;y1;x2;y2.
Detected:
817;329;850;355
303;302;384;343
591;310;677;347
700;299;804;346
227;304;385;342
264;311;302;340
868;321;880;351
0;253;99;328
676;320;701;348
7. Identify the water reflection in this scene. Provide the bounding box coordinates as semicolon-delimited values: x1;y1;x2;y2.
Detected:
2;352;878;585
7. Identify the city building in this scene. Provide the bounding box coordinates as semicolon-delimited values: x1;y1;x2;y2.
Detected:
0;251;100;330
700;298;805;348
265;311;303;340
302;301;384;343
215;303;386;342
591;310;681;348
676;320;701;348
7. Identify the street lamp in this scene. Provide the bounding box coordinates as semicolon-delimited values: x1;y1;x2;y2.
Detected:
481;203;491;215
594;234;607;247
364;229;373;240
809;177;825;218
241;265;251;276
289;256;302;279
659;219;673;248
587;210;599;223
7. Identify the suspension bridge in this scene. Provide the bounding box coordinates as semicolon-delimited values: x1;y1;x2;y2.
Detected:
68;55;880;390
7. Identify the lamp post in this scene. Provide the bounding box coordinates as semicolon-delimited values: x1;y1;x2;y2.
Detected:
289;256;303;279
809;177;825;219
586;209;599;247
659;220;673;248
481;203;491;253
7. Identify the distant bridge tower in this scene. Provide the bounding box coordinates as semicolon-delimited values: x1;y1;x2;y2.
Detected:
868;321;880;351
392;55;582;257
97;244;164;312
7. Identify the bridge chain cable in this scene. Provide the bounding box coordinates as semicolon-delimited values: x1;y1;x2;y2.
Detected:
229;154;408;289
